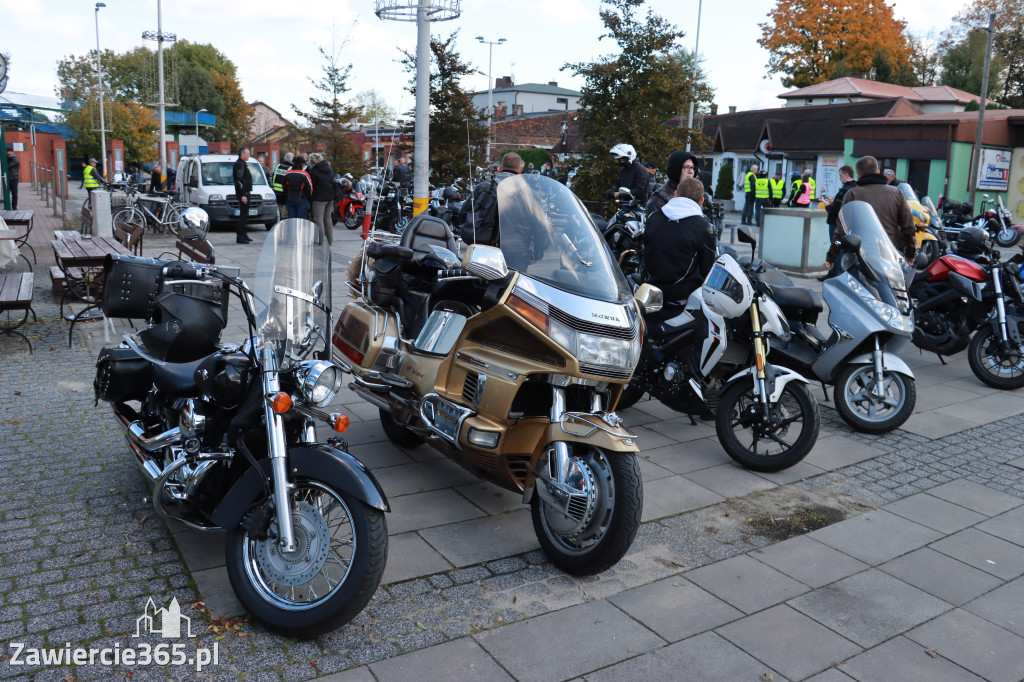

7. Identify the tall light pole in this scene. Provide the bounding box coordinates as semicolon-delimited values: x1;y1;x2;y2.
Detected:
969;11;997;207
685;0;703;152
94;2;108;181
477;36;506;165
375;0;461;218
195;108;207;154
143;0;176;184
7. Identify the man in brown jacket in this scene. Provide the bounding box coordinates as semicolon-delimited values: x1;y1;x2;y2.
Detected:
825;155;915;268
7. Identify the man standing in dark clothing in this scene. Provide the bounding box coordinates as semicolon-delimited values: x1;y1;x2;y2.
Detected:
826;156;915;268
233;148;253;244
824;165;857;238
608;143;649;204
741;163;758;225
283;156;313;220
647;151;697;214
457;151;523;245
392;158;411;194
5;149;19;210
642;177;717;302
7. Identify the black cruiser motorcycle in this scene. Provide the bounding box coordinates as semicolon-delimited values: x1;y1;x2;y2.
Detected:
93;211;388;637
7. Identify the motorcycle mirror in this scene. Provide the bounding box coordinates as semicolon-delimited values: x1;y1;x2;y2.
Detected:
463;244;510;281
840;234;862;253
737;226;756;247
633;283;664;313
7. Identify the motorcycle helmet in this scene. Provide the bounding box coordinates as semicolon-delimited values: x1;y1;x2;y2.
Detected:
177;207;210;241
955;226;988;258
610;143;637;163
339;177;352;192
442;186;460;201
702;255;754;319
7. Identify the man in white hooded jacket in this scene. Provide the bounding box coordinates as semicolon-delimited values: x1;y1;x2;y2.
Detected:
641;177;718;302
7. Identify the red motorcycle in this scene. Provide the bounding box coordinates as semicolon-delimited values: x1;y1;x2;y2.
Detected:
334;176;366;230
910;226;1024;388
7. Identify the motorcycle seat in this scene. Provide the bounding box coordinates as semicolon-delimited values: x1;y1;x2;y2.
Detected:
152;357;205;397
771;285;823;314
401;215;459;262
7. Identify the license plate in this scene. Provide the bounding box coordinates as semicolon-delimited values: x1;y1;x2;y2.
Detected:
435;401;462;441
249;208;258;216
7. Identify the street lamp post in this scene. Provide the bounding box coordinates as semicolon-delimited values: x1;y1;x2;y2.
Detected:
476;36;506;165
94;2;108;181
685;0;703;152
195;108;207;154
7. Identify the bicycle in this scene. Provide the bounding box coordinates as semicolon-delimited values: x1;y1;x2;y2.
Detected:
112;183;190;236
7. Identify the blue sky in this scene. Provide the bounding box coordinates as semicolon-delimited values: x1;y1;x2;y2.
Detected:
0;0;969;123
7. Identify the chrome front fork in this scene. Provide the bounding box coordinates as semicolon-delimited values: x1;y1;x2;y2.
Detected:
261;347;297;553
872;337;887;399
993;268;1010;343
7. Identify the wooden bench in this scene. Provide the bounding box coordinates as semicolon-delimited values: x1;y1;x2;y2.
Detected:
0;272;36;353
114;221;145;256
176;237;214;264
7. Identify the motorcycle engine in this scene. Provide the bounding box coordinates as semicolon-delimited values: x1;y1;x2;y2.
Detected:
918;310;951;336
649;360;711;413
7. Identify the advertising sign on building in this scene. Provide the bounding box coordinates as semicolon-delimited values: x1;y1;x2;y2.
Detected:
820;156;840;198
977;148;1012;191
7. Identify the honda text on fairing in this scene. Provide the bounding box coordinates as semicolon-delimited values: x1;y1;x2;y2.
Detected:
94;211;388;637
334;174;655;575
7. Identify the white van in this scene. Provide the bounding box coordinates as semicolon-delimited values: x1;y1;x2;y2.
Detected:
176;154;278;228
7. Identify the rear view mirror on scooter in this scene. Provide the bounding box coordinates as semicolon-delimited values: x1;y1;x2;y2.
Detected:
840;234;862;253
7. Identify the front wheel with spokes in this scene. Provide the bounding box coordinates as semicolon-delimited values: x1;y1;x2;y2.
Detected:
968;326;1024;389
164;203;184;235
834;364;916;434
716;378;819;472
225;479;387;638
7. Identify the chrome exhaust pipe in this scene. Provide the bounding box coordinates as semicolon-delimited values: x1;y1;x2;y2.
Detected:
111;403;178;485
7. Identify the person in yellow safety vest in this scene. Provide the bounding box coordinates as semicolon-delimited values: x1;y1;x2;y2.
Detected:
754;172;770;226
786;171;802;206
83;157;103;207
741;163;759;226
769;170;785;207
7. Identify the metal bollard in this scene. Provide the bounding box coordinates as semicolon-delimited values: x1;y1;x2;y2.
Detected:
59;171;67;223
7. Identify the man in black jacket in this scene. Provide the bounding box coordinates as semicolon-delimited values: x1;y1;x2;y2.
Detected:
608;143;648;205
5;149;19;210
824;164;856;238
233;148;253;244
642;177;717;302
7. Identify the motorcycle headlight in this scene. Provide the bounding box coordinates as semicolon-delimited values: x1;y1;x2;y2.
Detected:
847;277;912;332
295;361;343;407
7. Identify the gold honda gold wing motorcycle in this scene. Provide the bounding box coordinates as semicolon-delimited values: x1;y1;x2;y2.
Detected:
333;174;662;574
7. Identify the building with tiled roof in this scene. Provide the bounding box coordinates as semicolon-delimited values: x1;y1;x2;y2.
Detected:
779;77;980;113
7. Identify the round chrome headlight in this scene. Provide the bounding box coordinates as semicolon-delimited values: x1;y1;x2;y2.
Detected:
296;361;343;407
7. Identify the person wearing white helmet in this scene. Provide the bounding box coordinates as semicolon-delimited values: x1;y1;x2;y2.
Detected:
607;143;649;204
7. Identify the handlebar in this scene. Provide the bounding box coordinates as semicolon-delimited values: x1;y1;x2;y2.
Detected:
163;261;202;280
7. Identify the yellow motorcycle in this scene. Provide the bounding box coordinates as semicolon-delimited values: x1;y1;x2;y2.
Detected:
333;174;661;575
898;182;947;263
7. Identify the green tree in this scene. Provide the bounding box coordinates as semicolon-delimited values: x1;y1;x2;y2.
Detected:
353;90;396;126
400;32;488;186
562;0;705;200
292;43;363;176
907;32;942;86
715;163;734;201
941;0;1021;105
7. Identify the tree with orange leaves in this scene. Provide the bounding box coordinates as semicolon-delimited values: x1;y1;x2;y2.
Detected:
758;0;913;88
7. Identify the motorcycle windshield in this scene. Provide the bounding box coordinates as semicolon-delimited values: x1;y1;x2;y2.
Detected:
896;182;918;203
837;201;908;302
496;174;631;303
251;219;332;370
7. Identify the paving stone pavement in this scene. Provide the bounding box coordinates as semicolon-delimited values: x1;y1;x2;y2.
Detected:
3;186;1024;680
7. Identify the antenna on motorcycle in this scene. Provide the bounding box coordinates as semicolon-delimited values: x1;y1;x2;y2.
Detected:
368;95;405;240
467;117;477;245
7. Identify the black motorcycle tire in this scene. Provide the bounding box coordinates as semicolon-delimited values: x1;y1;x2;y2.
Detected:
716;380;819;472
380;408;425;448
225;479;388;638
967;326;1024;389
531;447;642;576
993;219;1021;248
833;365;916;434
344;208;364;230
920;240;941;264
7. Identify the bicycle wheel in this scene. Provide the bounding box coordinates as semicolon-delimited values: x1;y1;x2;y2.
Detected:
113;207;145;232
164;204;184;235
